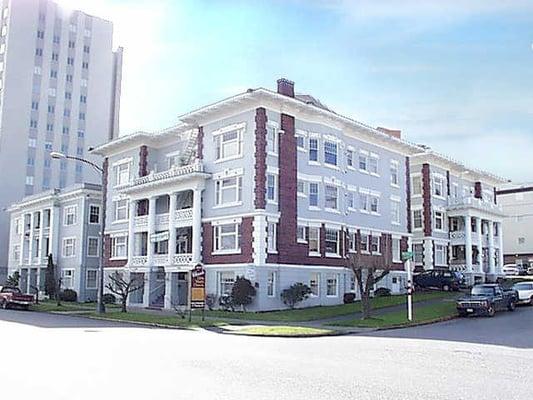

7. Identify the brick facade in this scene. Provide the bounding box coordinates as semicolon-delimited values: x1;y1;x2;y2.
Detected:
254;108;267;209
103;234;127;268
197;126;204;160
202;217;254;264
405;156;412;233
139;145;148;177
422;163;432;237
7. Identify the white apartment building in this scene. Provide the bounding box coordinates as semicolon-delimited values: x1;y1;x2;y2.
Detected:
7;183;102;301
0;0;122;279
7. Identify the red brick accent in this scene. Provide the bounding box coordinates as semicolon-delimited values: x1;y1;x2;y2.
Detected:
277;78;294;98
493;187;497;205
254;108;267;209
103;234;127;268
474;181;482;199
422;163;432;237
446;170;451;196
197;126;204;160
202;217;254;264
139;145;148;177
405;157;412;233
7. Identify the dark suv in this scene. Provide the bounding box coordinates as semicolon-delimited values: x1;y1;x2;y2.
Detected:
413;270;463;291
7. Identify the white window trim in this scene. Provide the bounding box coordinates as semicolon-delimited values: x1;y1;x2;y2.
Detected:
88;204;101;225
86;269;98;290
412;208;424;231
326;273;339;297
110;235;128;260
87;236;100;257
63;205;78;226
266;173;278;205
212;223;241;255
267;271;276;297
214;175;243;208
309;273;320;297
113;199;129;223
411;174;423;197
62;237;76;258
213;123;245;163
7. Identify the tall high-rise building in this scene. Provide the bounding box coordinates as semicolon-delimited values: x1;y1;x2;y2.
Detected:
0;0;122;278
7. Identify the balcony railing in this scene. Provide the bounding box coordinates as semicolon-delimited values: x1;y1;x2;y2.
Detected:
131;256;148;266
126;161;205;189
130;253;193;267
153;254;169;265
173;253;193;265
156;213;169;226
134;215;148;229
447;196;504;215
175;208;193;222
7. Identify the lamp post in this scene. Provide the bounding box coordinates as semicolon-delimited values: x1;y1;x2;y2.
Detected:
50;152;106;314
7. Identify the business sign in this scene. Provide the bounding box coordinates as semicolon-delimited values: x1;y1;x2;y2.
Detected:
401;251;414;261
190;264;206;309
150;231;169;243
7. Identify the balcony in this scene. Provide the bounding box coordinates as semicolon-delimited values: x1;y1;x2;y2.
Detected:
131;256;148;266
173;253;193;265
129;253;193;267
447;196;504;216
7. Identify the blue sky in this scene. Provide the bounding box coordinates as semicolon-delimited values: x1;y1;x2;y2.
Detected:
61;0;533;182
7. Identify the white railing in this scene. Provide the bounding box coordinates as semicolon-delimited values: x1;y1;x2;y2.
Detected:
447;196;504;214
153;254;169;265
134;215;148;228
131;256;148;266
174;208;193;223
449;231;465;240
156;213;169;226
129;161;204;188
449;263;468;272
172;253;193;265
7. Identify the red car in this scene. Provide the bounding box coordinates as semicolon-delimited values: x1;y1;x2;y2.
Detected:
0;286;35;310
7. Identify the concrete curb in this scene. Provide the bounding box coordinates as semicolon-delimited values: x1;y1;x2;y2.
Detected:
374;315;458;331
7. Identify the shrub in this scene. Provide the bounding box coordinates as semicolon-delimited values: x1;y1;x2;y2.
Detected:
281;283;312;309
59;289;78;302
205;294;217;311
102;293;117;304
343;292;356;304
219;294;234;311
231;277;256;311
374;287;391;297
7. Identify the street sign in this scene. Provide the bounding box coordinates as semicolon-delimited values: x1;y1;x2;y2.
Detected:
190;264;206;309
401;251;414;261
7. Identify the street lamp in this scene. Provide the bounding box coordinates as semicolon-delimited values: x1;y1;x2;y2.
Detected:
50;151;106;314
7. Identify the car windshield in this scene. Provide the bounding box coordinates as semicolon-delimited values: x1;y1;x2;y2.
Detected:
471;287;494;296
514;283;532;290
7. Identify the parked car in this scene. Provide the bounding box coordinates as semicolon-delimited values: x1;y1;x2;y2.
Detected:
456;284;518;317
503;264;520;276
528;266;533;275
413;270;463;291
513;282;533;305
0;286;35;310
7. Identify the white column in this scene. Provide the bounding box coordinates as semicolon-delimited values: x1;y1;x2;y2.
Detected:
142;270;152;307
50;206;60;262
147;196;157;266
28;212;35;266
164;271;173;309
476;217;483;273
191;188;202;264
38;211;45;262
168;193;177;265
128;200;136;263
19;214;26;267
464;215;473;273
36;267;41;293
497;222;504;275
253;215;267;266
488;220;495;276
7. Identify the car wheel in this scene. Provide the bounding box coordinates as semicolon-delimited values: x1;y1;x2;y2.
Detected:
1;300;8;310
442;284;450;292
487;306;495;317
458;311;467;317
508;301;516;312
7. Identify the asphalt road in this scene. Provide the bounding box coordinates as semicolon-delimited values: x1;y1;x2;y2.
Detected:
1;307;532;400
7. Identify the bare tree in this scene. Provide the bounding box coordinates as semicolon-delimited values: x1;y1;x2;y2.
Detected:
105;271;144;313
348;234;393;320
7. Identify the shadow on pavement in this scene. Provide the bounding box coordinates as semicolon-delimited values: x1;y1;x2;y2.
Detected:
0;309;150;329
358;306;533;349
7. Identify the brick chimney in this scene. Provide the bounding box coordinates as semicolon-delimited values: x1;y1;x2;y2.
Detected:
277;78;294;98
376;127;401;139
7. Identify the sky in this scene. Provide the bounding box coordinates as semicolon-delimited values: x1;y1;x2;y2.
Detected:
57;0;533;182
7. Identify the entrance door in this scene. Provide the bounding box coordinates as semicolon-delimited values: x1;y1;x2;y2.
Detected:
177;272;188;306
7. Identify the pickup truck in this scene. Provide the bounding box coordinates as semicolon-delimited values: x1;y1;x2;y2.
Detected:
0;286;35;310
456;284;518;317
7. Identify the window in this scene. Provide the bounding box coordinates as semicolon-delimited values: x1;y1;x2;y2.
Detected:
216;129;242;160
114;199;128;221
53;35;60;44
82;61;89;69
325;229;340;255
67;57;74;65
368;155;379;175
433;175;444;197
50;70;57;78
27;157;35;166
83;45;90;54
13;245;20;262
413;243;424;264
215;176;242;206
391;200;400;224
346;149;354;167
111;236;127;259
61;270;74;289
267;222;277;253
359;192;369;212
309;273;320;296
267;125;277;154
297;225;307;243
413;209;423;229
347;192;355;210
28;138;37;147
79;112;85;120
64;205;77;225
48;105;55;114
267;174;277;202
347;231;356;252
86;270;97;289
518;237;525;245
89;205;100;224
435;244;447;266
62;238;76;257
77;131;85;138
296;135;305;150
325;185;338;210
434;211;444;231
63;126;70;134
68;40;75;49
30;119;38;128
358;154;367;171
412;176;422;196
80;95;87;103
34;66;42;75
31;101;39;110
65;91;72;100
360;233;370;252
324;141;338;166
297;180;306;196
267;271;276;297
308;227;320;253
87;237;99;257
66;74;73;83
326;274;338;296
370;195;379;214
309;183;319;207
37;30;44;39
309;138;318;162
35;48;43;56
84;29;91;37
214;223;241;253
390;161;399;186
26;176;34;186
114;162;130;186
48;88;56;97
392;238;401;262
81;79;88;87
371;235;380;254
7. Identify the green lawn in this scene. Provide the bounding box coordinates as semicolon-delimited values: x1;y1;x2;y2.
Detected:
88;311;225;328
31;300;120;313
330;301;458;328
202;291;456;322
235;325;336;337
